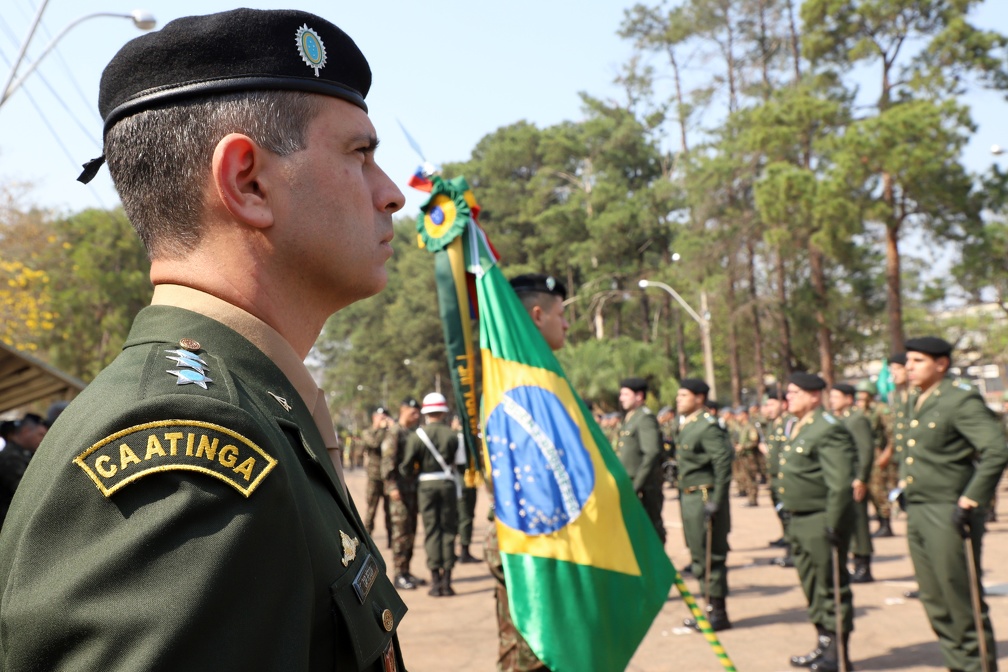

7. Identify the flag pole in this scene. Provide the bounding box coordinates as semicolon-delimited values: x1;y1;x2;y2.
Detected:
670;565;737;671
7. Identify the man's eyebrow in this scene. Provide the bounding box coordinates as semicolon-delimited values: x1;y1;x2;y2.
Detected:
349;133;380;151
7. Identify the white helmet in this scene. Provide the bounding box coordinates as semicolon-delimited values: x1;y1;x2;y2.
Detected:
421;392;449;414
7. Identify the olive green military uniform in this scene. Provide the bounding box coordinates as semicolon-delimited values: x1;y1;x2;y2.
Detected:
618;406;665;543
838;407;874;559
733;420;761;505
675;409;734;599
362;425;391;541
767;413;797;548
0;303;407;671
778;408;857;636
400;420;460;572
381;422;419;580
904;378;1008;672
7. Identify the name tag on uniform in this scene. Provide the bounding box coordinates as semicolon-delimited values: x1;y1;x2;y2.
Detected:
352;553;379;603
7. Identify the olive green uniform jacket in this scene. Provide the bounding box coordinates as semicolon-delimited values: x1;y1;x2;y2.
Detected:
400;420;459;571
0;305;407;671
618;406;665;542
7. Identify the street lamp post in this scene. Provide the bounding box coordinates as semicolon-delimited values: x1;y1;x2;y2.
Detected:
1;6;156;108
639;278;717;402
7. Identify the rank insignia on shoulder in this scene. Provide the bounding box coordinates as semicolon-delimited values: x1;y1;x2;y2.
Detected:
268;391;292;412
165;348;213;389
75;420;277;498
823;413;837;424
340;530;360;567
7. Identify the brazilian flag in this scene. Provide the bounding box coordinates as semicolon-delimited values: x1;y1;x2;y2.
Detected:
472;235;674;671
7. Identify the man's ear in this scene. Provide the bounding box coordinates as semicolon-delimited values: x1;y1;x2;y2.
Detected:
529;304;544;329
211;133;275;230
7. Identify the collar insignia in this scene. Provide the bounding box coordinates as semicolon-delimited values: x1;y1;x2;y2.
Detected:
268;392;292;412
295;24;327;77
165;348;212;389
340;530;360;567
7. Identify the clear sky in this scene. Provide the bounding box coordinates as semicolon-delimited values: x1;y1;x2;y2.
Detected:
0;0;1005;221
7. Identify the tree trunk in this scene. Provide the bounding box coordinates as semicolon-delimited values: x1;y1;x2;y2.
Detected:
808;246;834;384
747;238;766;395
676;309;688;381
775;247;794;377
882;172;905;353
726;265;741;406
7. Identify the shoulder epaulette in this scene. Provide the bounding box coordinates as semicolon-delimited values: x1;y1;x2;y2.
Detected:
822;413;837;425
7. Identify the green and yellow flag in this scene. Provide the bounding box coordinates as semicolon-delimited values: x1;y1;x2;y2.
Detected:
472;230;674;672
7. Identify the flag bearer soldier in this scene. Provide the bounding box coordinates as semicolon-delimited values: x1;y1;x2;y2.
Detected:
382;398;425;590
400;392;461;596
363;406;392;543
675;378;734;632
761;385;796;567
830;383;876;584
487;272;568;671
781;373;857;672
0;9;410;670
617;377;666;544
903;337;1008;672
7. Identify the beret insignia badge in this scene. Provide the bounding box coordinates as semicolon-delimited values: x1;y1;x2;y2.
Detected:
295;24;327;76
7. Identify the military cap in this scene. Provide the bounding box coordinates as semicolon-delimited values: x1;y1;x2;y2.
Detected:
705;399;720;411
421;392;450;415
788;372;826;391
372;406;390;417
856;380;875;394
401;397;420;409
832;382;856;397
510;273;568;300
889;352;907;365
81;9;371;182
620;377;648;394
904;336;953;359
764;384;784;401
678;378;709;397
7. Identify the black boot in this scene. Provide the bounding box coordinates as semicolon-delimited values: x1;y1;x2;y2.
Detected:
458;545;479;563
441;569;455;596
428;570;443;597
871;517;894;538
683;598;731;632
849;556;873;584
809;631;851;671
406;571;427;586
791;627;830;667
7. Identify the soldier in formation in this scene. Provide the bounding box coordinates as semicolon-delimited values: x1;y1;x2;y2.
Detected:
902;337;1008;672
830;383;876;584
400;393;461;597
732;407;761;507
781;372;857;672
760;385;796;567
363;406;393;544
382;398;424;590
856;379;897;538
617;377;666;543
675;378;734;632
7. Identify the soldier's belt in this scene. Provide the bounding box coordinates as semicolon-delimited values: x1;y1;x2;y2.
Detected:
682;484;714;494
418;472;455;482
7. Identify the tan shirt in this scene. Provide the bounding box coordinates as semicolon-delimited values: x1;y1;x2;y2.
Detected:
151;284;347;491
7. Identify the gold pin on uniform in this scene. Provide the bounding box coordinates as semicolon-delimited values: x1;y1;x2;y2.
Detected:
340;530;359;567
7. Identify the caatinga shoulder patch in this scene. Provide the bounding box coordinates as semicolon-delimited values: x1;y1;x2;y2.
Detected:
74;419;278;498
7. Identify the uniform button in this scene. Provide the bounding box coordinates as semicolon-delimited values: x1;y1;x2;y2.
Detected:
906;476;914;484
785;446;791;452
928;422;936;429
906;457;914;465
778;472;784;479
778;487;785;494
896;446;903;453
907;439;916;447
780;459;786;465
896;434;903;440
909;420;918;428
381;608;394;632
796;447;804;453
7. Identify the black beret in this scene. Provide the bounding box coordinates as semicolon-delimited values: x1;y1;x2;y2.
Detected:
889;352;907;365
788;372;826;391
401;398;420;409
904;337;953;359
678;378;709;396
99;9;371;134
832;383;856;397
620;377;648;394
372;406;390;417
510;273;567;300
705;399;720;411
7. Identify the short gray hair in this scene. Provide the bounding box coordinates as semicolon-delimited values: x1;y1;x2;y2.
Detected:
104;90;324;259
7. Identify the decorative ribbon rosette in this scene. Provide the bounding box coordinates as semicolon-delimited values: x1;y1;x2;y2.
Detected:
415;176;480;252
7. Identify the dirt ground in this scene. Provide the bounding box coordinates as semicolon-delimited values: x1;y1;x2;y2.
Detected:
344;465;1008;671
